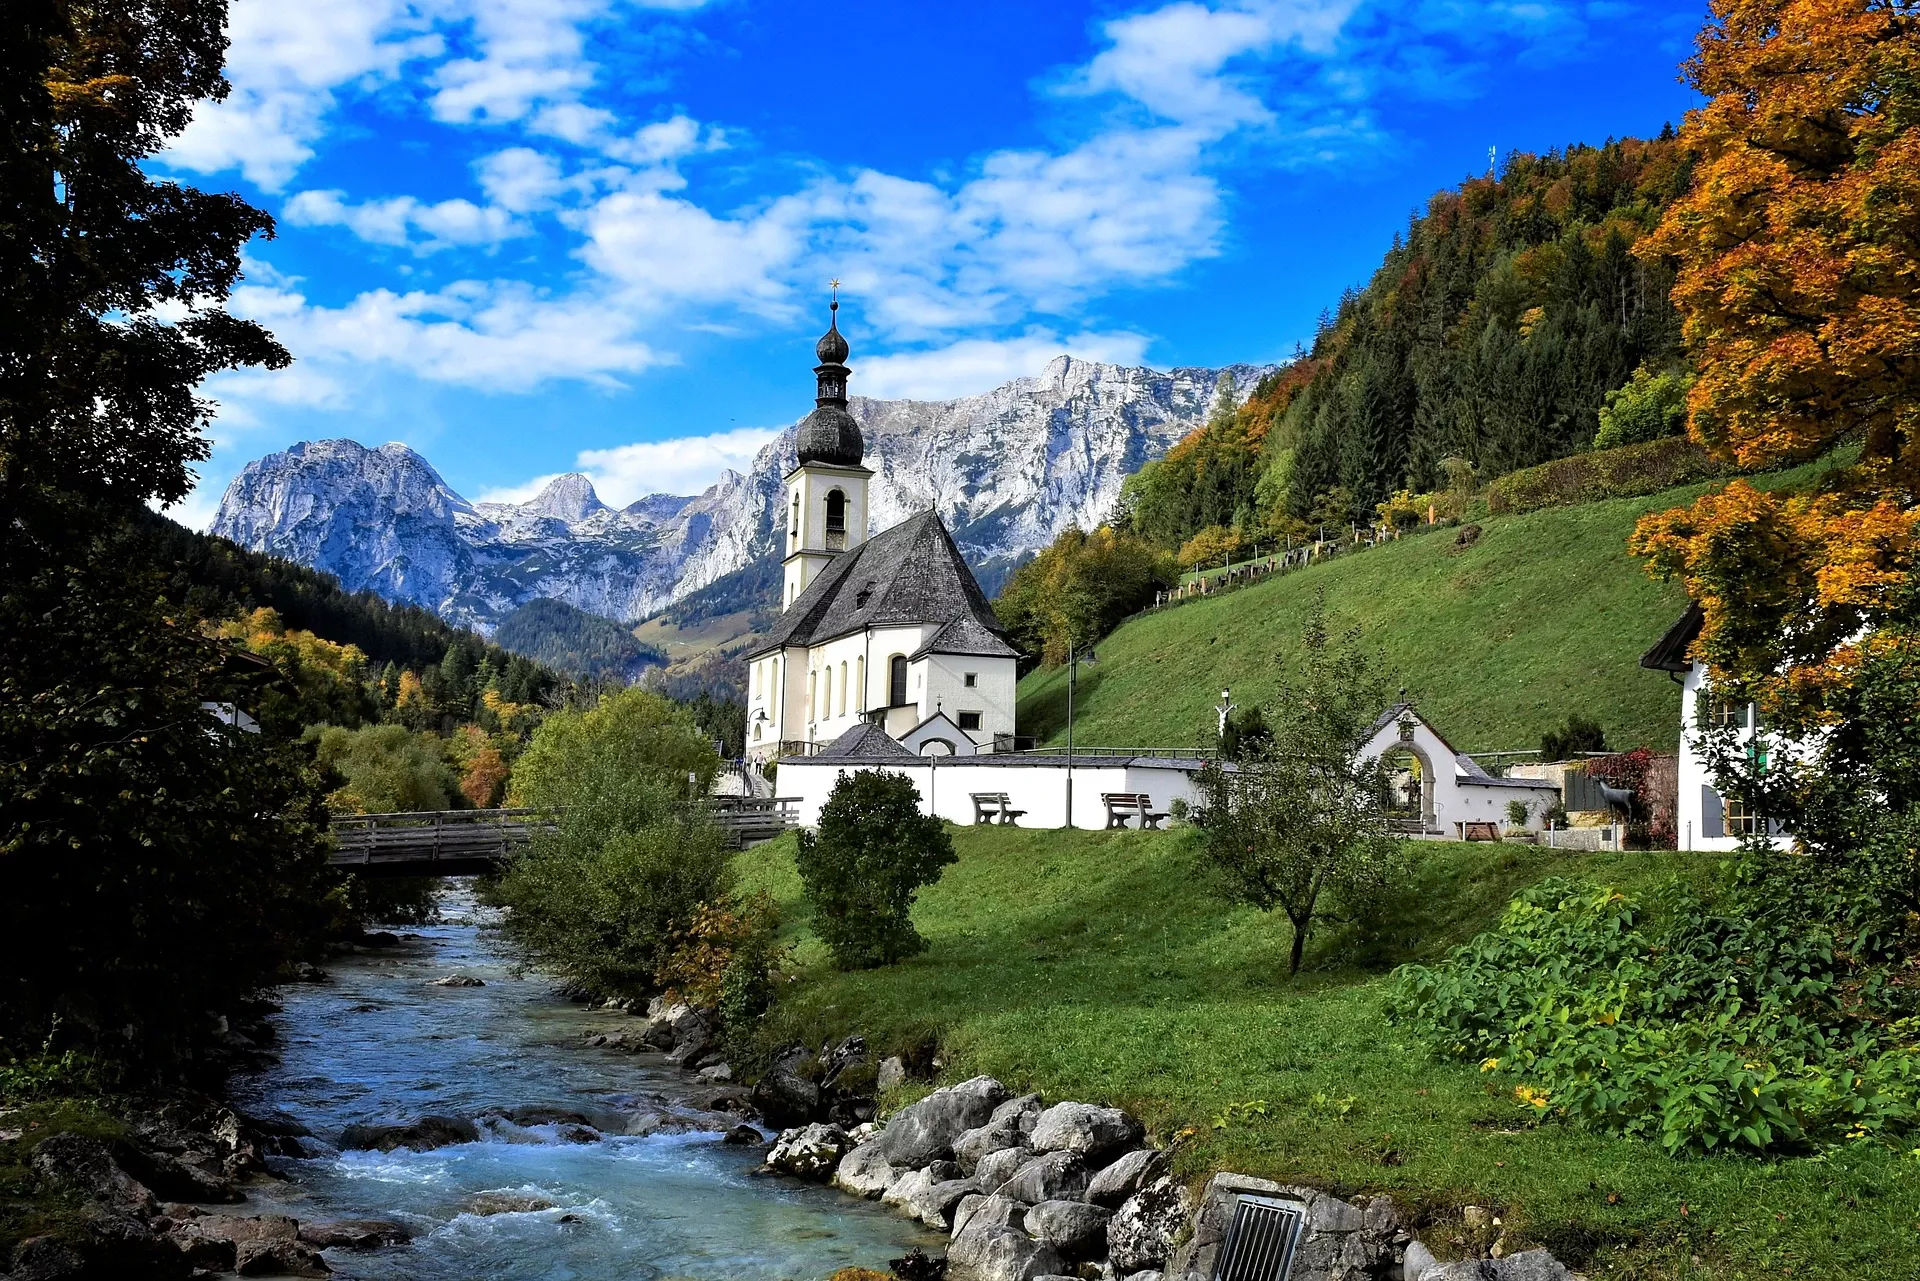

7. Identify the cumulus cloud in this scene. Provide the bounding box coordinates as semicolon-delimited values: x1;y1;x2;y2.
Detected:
232;277;664;392
575;426;783;505
284;189;528;251
166;0;441;189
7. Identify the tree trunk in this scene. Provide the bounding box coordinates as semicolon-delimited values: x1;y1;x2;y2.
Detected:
1287;913;1307;975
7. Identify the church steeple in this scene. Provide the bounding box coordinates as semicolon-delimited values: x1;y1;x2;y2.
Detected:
782;287;873;611
795;286;864;467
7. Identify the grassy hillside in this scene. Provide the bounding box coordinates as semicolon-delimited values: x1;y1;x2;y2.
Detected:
738;826;1919;1280
1017;465;1834;755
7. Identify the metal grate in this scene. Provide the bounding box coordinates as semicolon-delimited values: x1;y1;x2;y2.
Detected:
1212;1194;1308;1281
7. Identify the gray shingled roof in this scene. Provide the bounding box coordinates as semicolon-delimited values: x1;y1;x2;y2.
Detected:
912;612;1020;660
747;510;1017;659
807;721;917;761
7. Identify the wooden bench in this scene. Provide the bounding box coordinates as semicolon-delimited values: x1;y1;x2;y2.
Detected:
970;792;1027;826
1462;821;1501;842
1101;792;1170;830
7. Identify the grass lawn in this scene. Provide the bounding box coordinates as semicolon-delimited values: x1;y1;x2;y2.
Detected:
1016;460;1851;757
740;825;1920;1281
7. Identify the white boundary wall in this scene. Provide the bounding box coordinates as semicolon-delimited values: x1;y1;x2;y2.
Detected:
776;757;1207;829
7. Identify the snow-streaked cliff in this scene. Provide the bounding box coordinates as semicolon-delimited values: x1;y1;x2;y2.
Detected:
213;356;1273;633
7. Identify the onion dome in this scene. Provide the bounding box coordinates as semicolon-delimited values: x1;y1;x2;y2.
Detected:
797;294;863;466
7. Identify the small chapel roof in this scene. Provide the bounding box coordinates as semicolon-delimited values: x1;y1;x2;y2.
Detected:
747;509;1018;659
809;721;917;761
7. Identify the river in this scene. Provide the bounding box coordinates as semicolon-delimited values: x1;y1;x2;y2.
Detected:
229;891;938;1279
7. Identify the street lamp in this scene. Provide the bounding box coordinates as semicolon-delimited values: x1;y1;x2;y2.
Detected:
1065;642;1097;828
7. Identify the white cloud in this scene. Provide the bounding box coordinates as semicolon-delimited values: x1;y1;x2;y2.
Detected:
233;277;664;392
576;426;783;504
284;188;528;251
166;0;441;189
855;332;1153;401
475;147;570;211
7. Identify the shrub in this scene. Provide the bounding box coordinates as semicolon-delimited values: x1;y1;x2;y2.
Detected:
1504;799;1532;829
1385;876;1920;1155
1178;524;1246;568
1540;714;1606;762
1593;365;1693;450
1486;436;1730;515
796;770;957;969
307;722;461;814
658;892;788;1056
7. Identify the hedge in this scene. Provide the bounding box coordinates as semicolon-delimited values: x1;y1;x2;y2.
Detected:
1486;436;1732;516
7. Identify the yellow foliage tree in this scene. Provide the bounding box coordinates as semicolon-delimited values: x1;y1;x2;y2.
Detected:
1629;0;1920;724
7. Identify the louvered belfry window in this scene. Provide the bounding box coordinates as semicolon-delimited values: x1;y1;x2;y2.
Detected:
1212;1195;1308;1281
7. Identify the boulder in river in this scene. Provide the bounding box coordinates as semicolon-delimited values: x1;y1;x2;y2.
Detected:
426;975;485;987
764;1123;853;1181
832;1140;896;1199
338;1115;478;1152
296;1219;412;1250
467;1191;557;1216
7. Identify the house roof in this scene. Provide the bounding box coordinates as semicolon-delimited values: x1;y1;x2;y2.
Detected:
747;510;1017;660
911;612;1020;661
1641;604;1704;673
809;721;917;761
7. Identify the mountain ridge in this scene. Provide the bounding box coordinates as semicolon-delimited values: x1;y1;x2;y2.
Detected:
213;355;1275;634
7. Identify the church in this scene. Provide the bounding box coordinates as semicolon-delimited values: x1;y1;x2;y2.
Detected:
745;302;1021;761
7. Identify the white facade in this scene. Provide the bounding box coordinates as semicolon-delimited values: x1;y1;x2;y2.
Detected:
781;460;872;609
1359;707;1557;838
747;622;1018;759
1672;660;1793;852
778;755;1206;829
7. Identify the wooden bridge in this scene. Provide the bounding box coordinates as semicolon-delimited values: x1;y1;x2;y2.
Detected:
327;798;801;876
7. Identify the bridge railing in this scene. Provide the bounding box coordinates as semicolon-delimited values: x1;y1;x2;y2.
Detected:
329;808;558;868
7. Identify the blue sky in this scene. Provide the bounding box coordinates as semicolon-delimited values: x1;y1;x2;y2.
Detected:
162;0;1706;526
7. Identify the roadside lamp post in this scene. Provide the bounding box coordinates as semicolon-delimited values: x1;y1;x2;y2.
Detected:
1065;642;1097;828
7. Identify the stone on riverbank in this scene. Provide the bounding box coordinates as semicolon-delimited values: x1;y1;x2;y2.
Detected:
1025;1199;1112;1260
751;1062;823;1130
947;1215;1067;1281
995;1150;1089;1205
874;1076;1009;1167
1416;1249;1575;1281
29;1134;157;1218
832;1140;897;1199
1086;1147;1166;1207
765;1123;853;1181
1028;1101;1144;1164
1108;1175;1193;1274
953;1093;1041;1174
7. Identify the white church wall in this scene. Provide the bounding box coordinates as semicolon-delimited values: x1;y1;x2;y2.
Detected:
776;758;1205;829
1359;712;1556;837
919;652;1017;746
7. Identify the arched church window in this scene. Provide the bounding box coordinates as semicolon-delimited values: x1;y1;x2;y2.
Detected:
889;655;908;707
826;489;846;533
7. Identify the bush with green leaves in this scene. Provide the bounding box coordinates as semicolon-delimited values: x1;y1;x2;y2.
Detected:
488;688;726;996
307;722;461;814
796;770;956;969
1592;365;1693;450
1385;875;1920;1155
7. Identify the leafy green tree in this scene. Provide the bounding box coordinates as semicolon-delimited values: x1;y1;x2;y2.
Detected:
796;770;956;969
1195;597;1405;974
995;526;1175;665
307;723;461;814
1540;714;1607;762
490;687;727;995
509;686;719;812
1593;365;1692;449
1;0;335;1066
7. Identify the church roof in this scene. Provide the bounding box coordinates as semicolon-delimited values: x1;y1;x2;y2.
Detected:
808;721;917;761
912;612;1020;660
747;510;1018;659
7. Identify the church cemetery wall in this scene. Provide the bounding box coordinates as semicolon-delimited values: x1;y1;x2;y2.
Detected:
778;757;1205;829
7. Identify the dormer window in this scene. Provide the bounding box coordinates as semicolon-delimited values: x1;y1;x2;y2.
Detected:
855;581;874;609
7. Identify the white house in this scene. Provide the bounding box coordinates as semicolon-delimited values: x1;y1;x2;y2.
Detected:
1360;703;1558;838
1641;606;1791;851
745;303;1021;761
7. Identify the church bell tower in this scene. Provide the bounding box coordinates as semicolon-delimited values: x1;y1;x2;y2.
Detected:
781;291;872;610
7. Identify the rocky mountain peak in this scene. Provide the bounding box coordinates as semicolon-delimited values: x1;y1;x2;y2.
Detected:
524;473;606;523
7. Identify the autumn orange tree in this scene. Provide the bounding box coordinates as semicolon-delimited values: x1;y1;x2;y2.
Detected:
1630;0;1920;726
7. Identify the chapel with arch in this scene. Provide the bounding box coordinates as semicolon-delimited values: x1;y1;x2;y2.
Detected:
744;301;1021;761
